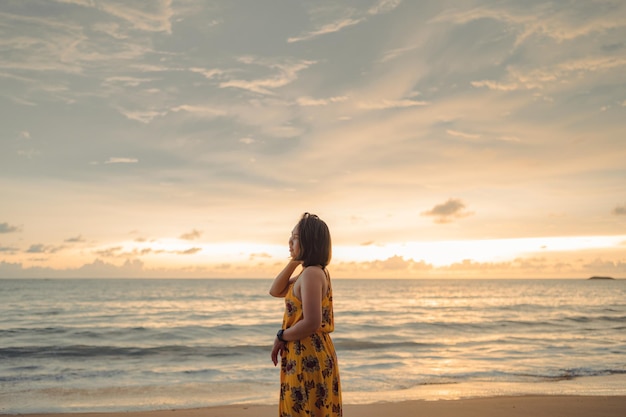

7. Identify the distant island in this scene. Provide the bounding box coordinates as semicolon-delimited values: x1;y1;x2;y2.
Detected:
588;276;615;280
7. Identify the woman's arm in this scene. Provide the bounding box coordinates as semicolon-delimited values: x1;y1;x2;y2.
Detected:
269;260;301;298
279;267;325;341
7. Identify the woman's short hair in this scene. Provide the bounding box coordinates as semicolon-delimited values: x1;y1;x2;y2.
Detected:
295;212;332;268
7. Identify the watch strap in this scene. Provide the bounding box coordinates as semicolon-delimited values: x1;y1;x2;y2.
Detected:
277;329;286;342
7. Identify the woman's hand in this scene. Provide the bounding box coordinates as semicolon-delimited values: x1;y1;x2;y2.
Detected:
269;260;302;298
271;337;285;366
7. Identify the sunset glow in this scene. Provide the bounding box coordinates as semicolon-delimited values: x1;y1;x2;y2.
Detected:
1;1;625;279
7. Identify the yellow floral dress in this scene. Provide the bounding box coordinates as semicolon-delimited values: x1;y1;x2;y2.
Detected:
279;271;342;417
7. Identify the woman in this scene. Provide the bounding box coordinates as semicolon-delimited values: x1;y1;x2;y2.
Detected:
269;213;342;417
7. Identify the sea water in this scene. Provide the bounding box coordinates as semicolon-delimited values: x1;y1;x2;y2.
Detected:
1;278;625;413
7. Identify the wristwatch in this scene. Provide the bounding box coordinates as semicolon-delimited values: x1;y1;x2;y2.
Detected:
277;329;287;342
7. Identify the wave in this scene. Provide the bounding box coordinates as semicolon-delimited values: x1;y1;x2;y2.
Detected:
0;323;278;344
565;315;626;323
1;338;442;360
513;368;626;381
0;344;270;360
334;339;440;350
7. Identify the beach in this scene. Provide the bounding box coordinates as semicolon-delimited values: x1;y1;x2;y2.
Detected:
18;396;626;417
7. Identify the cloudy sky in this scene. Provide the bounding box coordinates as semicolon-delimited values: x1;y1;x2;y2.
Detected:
1;0;625;279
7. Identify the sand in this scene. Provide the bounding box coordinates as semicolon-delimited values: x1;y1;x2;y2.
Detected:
16;396;626;417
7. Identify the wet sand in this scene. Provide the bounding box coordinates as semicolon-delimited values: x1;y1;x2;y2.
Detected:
17;395;626;417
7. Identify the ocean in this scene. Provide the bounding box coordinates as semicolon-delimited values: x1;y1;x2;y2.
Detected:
1;278;625;413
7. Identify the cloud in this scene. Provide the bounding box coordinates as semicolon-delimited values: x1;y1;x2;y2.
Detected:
70;258;146;278
358;99;427;110
220;58;316;95
516;56;626;90
170;104;227;117
1;1;624;280
104;157;139;164
288;0;402;43
249;252;272;260
446;129;481;140
582;258;626;273
0;246;19;254
0;4;165;88
179;229;202;240
55;0;94;6
421;198;474;224
95;0;175;34
433;3;626;46
288;18;363;43
94;243;201;258
175;247;202;255
94;246;124;257
0;222;21;233
471;57;626;97
499;136;521;143
373;255;429;271
296;96;348;107
91;21;129;40
119;110;167;124
189;67;226;80
335;256;433;275
26;244;62;254
3;244;626;279
437;258;559;276
471;80;520;91
433;254;626;278
368;0;403;16
64;235;86;243
378;45;418;63
613;205;626;216
0;12;86;74
0;259;188;279
103;76;157;87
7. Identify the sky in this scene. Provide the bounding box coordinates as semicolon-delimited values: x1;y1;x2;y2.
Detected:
1;0;625;279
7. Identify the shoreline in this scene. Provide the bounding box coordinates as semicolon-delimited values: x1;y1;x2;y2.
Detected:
12;396;626;417
5;374;626;414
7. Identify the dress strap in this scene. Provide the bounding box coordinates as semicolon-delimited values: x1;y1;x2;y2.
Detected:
322;267;331;295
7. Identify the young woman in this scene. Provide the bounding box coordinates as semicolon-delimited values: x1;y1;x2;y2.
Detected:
269;213;342;417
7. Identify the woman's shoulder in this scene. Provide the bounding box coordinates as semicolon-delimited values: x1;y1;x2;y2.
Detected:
298;266;329;292
300;265;327;278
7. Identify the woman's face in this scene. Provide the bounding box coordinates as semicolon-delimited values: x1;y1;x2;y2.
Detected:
289;225;300;259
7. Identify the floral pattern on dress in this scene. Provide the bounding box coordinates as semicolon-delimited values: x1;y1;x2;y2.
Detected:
285;299;298;317
279;273;342;417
